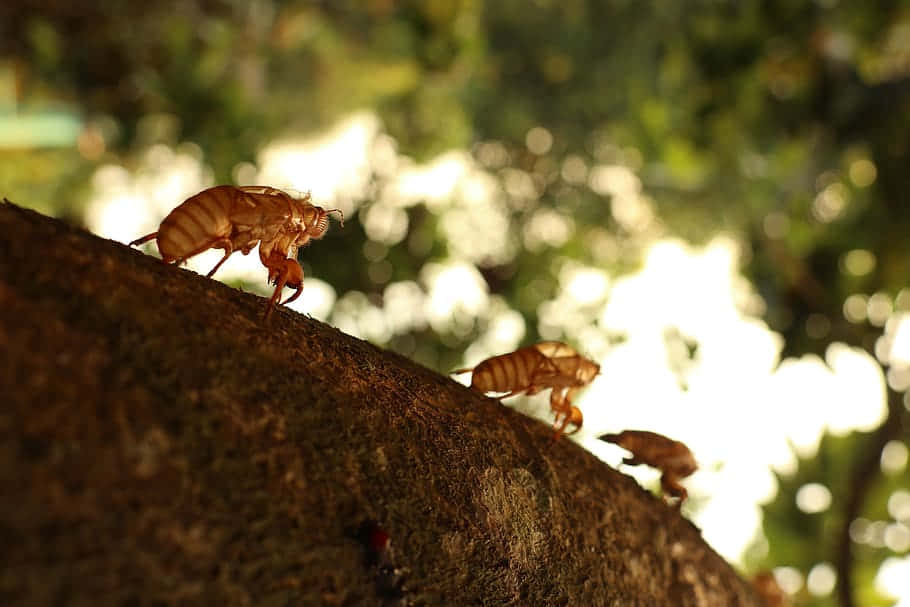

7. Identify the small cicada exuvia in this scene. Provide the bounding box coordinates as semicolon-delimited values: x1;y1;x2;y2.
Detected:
453;341;600;438
598;429;697;506
130;185;343;317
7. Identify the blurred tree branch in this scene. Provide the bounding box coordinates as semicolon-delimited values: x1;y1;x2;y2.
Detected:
834;384;907;607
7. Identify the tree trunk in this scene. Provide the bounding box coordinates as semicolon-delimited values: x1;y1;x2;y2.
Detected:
0;201;763;606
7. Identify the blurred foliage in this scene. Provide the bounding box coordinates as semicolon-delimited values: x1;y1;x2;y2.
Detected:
759;430;908;606
3;1;910;605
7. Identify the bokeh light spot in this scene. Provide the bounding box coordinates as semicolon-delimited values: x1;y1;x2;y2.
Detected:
867;292;893;327
877;556;910;602
842;249;876;277
843;294;868;323
806;562;836;596
849;158;877;187
885;523;910;552
889;490;910;522
561;154;588;184
882;440;909;475
805;314;830;339
796;483;832;513
812;182;848;222
526;126;553;155
773;566;803;595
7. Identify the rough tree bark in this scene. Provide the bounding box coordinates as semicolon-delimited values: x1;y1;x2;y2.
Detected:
0;201;763;606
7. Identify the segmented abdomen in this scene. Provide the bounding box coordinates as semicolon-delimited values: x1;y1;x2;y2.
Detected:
470;348;545;394
157;186;236;261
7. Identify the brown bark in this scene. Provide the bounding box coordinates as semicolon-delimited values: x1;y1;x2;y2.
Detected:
0;201;763;606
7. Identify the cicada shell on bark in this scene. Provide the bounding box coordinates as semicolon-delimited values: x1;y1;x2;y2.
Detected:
453;341;600;438
130;185;343;317
598;429;697;505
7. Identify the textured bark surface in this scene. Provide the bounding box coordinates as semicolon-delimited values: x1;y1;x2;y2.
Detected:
0;201;763;606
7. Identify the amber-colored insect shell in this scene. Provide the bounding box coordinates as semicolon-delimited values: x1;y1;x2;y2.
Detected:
468;348;546;394
603;430;697;475
130;185;345;317
156;186;235;262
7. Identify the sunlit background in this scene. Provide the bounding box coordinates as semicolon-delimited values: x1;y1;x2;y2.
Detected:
3;2;910;605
